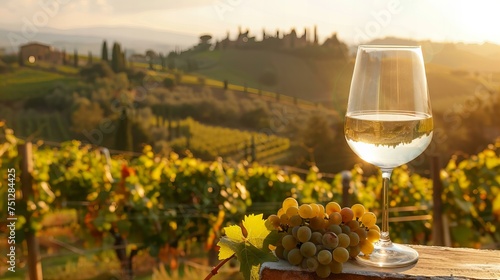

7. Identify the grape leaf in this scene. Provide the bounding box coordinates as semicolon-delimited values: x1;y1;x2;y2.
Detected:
217;214;279;280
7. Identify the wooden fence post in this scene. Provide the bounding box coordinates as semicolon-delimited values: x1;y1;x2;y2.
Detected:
341;171;351;207
19;142;43;280
250;135;256;163
431;155;444;246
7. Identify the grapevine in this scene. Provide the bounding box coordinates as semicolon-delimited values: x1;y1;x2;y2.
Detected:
1;123;499;279
161;117;290;162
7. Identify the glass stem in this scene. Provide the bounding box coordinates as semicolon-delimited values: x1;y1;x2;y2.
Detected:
380;169;393;246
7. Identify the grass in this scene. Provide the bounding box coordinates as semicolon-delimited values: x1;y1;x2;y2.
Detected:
0;67;78;100
124;50;339;110
26;61;81;75
193;50;349;98
55;64;80;75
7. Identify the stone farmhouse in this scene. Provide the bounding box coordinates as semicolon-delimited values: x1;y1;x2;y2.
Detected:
19;42;64;64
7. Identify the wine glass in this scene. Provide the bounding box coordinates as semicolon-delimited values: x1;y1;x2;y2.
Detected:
344;45;433;267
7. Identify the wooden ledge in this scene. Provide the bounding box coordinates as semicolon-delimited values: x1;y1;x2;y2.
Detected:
260;245;500;280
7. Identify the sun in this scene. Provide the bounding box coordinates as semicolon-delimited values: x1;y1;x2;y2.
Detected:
454;1;500;43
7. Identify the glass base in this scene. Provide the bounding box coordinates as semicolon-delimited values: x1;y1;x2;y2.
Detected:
356;242;419;268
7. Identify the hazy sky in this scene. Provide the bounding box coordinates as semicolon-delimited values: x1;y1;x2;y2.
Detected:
1;0;500;45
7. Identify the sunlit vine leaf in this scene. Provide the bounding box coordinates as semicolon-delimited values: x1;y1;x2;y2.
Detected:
217;214;279;280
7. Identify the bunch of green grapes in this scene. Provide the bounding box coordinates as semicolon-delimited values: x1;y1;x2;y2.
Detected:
267;197;380;278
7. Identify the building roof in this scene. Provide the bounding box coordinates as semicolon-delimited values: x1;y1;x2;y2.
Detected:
20;42;51;49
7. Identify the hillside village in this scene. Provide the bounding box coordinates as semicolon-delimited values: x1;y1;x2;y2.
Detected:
6;27;500;155
17;26;349;68
213;26;346;51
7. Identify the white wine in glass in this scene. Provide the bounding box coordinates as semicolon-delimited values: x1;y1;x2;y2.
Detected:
345;45;433;267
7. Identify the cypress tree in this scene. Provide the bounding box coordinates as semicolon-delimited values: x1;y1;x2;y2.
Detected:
167;111;172;141
18;51;24;66
159;53;165;70
62;49;67;65
175;119;181;138
102;40;108;62
111;42;124;72
148;58;153;70
244;141;249;160
250;135;256;162
121;51;126;70
186;126;190;149
88;51;93;65
115;108;133;152
73;49;78;67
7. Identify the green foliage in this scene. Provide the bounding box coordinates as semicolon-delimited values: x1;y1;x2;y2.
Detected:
163;77;176;89
79;62;115;82
167;58;176;71
71;101;104;135
1;54;19;64
239;108;269;130
441;142;500;247
126;68;147;85
295;113;339;170
44;87;74;112
0;123;499;280
217;214;278;280
43;253;120;280
0;124;20;222
1;65;344;172
0;58;10;74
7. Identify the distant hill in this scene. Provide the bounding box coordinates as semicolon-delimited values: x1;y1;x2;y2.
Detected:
189;49;353;111
423;43;500;72
368;37;500;72
0;26;198;55
186;46;492;114
456;42;500;57
2;27;498;114
367;37;420;46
